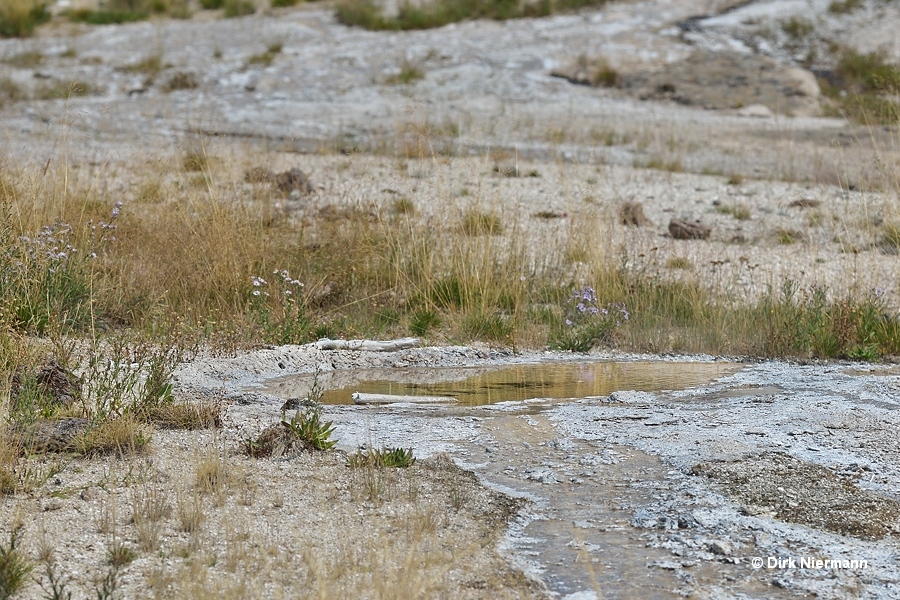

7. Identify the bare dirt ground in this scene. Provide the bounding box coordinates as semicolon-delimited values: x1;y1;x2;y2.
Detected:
4;0;900;598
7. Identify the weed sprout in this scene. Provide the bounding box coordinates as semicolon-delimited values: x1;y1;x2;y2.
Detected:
248;269;309;344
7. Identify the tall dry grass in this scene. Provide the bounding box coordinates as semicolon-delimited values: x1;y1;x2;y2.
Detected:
2;121;900;364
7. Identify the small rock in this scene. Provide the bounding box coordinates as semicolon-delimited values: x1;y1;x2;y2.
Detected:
608;390;656;404
274;168;314;195
620;201;652;227
244;166;271;183
788;198;821;209
24;417;91;453
736;104;774;118
244;167;314;195
707;539;732;556
669;218;711;240
523;468;559;484
572;520;593;529
631;508;664;529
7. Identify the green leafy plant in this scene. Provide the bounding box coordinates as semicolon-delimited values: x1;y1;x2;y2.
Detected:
284;408;336;451
348;447;416;468
244;373;336;456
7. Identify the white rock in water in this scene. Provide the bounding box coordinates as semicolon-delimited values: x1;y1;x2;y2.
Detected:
608;390;656;404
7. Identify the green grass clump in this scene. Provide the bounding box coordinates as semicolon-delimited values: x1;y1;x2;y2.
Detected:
828;0;862;13
223;0;255;17
877;222;900;254
384;61;425;85
0;78;24;108
639;156;683;172
74;415;152;457
820;49;900;125
162;71;198;92
0;526;32;598
0;0;50;37
715;204;751;220
409;309;440;335
34;80;94;100
118;54;164;80
336;0;610;31
727;173;744;186
0;211;103;334
182;151;209;172
462;310;512;342
781;16;813;40
776;228;804;245
1;50;42;68
66;0;188;23
246;43;282;68
759;283;899;360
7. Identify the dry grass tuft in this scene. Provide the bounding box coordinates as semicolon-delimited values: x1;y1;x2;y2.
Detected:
75;416;152;457
131;482;171;551
195;446;229;495
149;401;223;430
460;209;504;236
175;486;205;533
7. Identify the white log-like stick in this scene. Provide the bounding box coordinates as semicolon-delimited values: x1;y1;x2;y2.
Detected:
352;392;457;405
316;337;420;352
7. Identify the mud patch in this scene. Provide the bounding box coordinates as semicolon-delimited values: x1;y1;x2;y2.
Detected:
693;453;900;540
556;50;821;117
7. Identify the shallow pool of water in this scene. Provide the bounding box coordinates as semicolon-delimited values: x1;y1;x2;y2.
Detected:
260;361;741;405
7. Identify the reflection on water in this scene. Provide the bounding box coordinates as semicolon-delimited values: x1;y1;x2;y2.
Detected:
260;361;741;405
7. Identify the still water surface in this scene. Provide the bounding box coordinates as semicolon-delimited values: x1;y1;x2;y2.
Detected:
261;361;741;405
